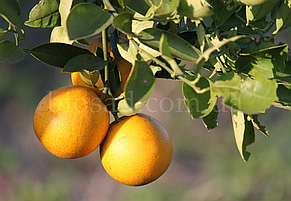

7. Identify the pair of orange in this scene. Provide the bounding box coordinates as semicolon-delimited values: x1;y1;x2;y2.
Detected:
32;37;173;186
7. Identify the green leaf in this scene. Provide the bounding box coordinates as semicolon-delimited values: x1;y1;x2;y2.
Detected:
30;43;93;68
25;0;61;28
272;0;291;35
159;33;183;75
118;99;146;116
63;54;107;72
0;40;24;64
208;0;236;28
240;42;288;73
247;114;269;137
152;0;180;17
119;0;150;16
213;70;278;114
113;12;135;37
138;28;200;63
109;60;122;96
125;58;156;108
231;109;255;162
183;75;217;119
197;35;247;64
178;0;213;20
0;28;8;39
79;71;100;86
235;55;276;79
246;0;281;22
202;105;219;130
0;0;23;29
117;39;138;64
275;84;291;107
67;3;113;40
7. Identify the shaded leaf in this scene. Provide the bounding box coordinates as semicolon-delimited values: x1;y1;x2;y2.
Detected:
30;43;92;68
197;35;246;64
63;54;107;72
109;60;122;96
118;0;150;16
213;70;278;114
159;33;184;75
247;114;269;137
25;0;61;28
231;109;255;162
0;0;23;29
208;0;236;28
183;75;217;118
246;0;280;22
113;12;135;37
125;58;156;107
67;3;113;40
202;105;219;130
272;0;291;35
0;28;8;39
138;28;200;63
0;40;24;64
275;84;291;107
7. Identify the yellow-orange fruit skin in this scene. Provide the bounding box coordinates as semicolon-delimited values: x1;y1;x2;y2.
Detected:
33;85;110;159
100;114;173;186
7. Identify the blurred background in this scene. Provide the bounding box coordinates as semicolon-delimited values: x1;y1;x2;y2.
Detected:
1;1;291;201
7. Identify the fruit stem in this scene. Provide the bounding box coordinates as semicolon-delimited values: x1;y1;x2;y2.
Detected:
102;28;120;116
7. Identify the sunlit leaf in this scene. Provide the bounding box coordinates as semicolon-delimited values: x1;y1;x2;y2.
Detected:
153;0;180;17
25;0;60;28
67;3;113;40
231;109;255;162
213;70;278;114
79;70;100;86
0;0;23;29
118;99;146;116
30;43;92;68
178;0;213;20
235;55;275;79
138;28;200;63
0;40;24;64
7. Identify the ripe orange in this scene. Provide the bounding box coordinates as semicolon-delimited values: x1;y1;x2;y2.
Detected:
71;36;132;101
100;113;173;186
33;85;110;159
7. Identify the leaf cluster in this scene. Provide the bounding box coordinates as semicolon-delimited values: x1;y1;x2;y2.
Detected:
1;0;291;161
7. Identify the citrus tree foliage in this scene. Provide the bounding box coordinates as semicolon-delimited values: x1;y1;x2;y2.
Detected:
1;0;291;162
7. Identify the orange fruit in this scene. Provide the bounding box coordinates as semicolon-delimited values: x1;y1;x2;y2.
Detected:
100;113;173;186
33;85;110;159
